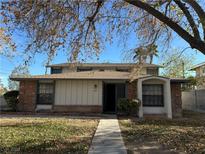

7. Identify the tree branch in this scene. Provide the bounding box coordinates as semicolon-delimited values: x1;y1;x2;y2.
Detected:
174;0;200;39
85;0;104;42
124;0;205;54
184;0;205;40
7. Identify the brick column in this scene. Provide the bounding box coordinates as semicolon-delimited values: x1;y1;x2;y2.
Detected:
127;81;137;99
171;83;182;117
18;80;37;112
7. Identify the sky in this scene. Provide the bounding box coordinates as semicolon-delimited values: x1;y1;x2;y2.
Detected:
0;29;205;88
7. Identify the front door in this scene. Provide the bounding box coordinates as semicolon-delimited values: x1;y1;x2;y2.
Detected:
103;83;126;113
103;84;116;113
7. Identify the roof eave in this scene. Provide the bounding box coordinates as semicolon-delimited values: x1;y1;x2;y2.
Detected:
170;79;190;83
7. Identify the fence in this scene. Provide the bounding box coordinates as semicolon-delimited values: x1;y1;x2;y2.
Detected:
182;89;205;112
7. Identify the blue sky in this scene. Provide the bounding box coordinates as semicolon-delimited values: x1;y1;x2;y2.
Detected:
0;30;205;88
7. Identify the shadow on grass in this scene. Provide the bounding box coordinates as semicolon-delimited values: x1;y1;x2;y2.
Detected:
118;116;205;127
0;137;91;154
0;122;46;128
0;112;102;120
119;117;205;154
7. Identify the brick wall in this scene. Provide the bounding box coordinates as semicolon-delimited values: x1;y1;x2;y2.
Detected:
127;81;137;99
171;83;182;117
18;80;37;112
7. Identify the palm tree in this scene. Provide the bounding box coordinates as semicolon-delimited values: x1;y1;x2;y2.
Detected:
133;44;158;64
133;47;147;64
147;44;158;64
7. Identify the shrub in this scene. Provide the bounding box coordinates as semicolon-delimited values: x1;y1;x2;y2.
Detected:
117;98;129;113
117;98;141;116
3;90;19;111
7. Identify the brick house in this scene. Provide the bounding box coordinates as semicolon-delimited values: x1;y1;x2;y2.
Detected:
11;63;188;118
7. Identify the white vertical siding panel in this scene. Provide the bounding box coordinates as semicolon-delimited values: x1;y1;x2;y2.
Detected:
75;80;79;105
64;80;67;105
79;80;83;105
69;80;72;104
92;80;98;105
77;80;82;105
58;80;63;105
58;81;62;105
61;80;66;105
55;79;102;106
82;80;88;105
66;80;71;105
72;80;78;105
71;80;76;105
74;80;78;105
98;81;103;105
87;81;93;105
54;81;59;105
65;80;68;105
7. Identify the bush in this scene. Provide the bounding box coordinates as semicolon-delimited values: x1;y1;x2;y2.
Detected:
117;98;141;116
3;90;19;111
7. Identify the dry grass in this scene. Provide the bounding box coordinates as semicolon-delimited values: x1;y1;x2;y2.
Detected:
119;111;205;154
0;117;98;154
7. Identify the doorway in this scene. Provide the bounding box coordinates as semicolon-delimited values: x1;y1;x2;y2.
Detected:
103;83;126;113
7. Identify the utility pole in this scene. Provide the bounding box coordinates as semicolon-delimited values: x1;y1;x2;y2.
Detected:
182;61;185;78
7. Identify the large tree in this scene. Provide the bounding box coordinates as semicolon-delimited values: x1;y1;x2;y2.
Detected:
160;49;194;78
0;78;7;95
8;65;30;90
1;0;205;63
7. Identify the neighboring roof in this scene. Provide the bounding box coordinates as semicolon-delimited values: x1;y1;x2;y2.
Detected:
170;78;190;83
46;62;162;68
190;62;205;71
10;71;131;81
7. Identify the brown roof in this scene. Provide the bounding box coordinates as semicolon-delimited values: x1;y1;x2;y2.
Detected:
11;71;190;84
10;71;131;81
46;62;162;68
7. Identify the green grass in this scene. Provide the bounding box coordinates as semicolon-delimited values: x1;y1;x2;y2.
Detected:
0;117;98;154
119;112;205;154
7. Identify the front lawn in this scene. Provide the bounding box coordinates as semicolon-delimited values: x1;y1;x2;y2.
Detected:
119;111;205;154
0;117;98;153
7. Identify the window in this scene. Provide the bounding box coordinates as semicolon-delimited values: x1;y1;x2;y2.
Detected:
202;67;205;75
37;82;54;104
51;68;62;74
147;68;158;76
142;84;164;107
116;68;129;72
77;67;92;72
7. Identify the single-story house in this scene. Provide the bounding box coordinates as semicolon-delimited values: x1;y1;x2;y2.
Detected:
11;63;188;118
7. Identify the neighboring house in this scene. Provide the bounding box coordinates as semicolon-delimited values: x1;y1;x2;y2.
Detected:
11;63;188;118
190;62;205;89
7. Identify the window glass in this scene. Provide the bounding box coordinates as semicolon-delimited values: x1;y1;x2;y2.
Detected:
51;68;62;74
142;84;164;107
37;83;54;104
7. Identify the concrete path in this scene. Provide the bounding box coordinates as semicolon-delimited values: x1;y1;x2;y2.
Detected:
88;116;127;154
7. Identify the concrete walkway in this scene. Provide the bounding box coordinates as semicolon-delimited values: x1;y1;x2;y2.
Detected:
88;116;127;154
